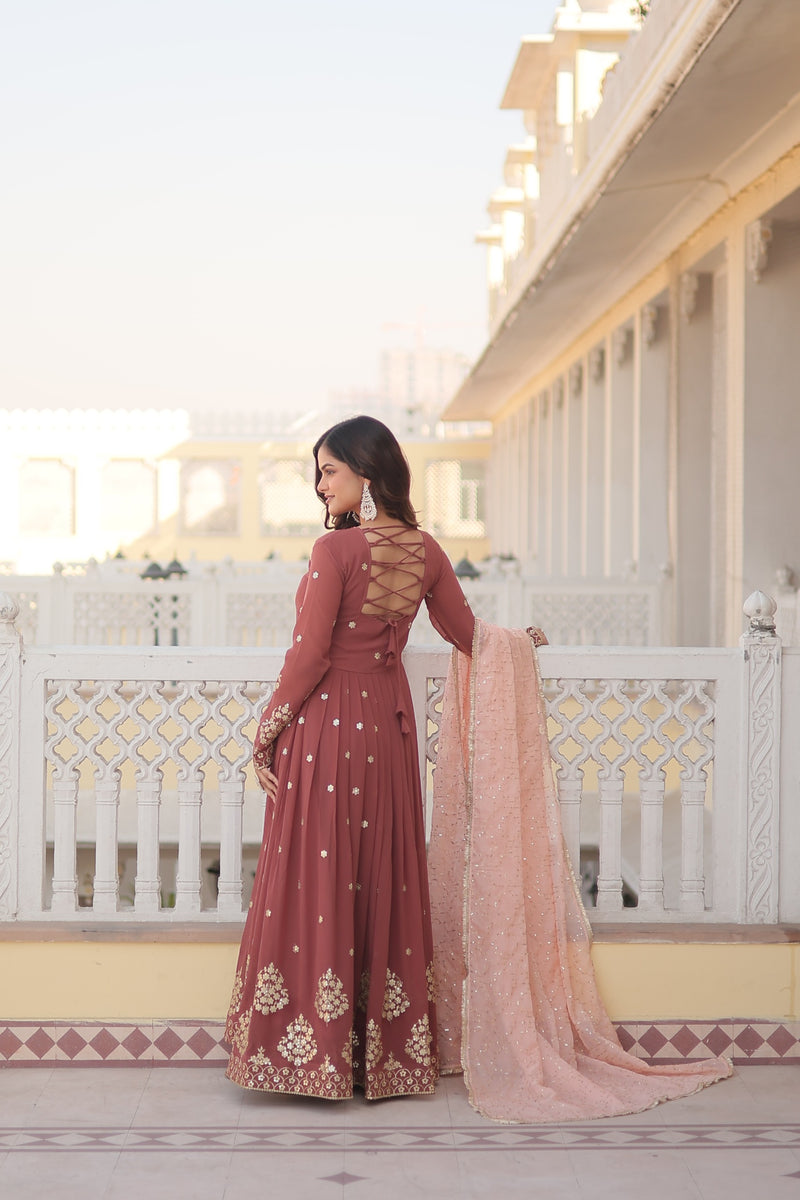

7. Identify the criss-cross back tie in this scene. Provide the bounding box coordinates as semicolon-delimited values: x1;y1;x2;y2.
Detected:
360;526;426;621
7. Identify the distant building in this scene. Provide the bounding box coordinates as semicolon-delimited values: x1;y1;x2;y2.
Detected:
328;345;472;439
379;345;471;437
0;409;490;574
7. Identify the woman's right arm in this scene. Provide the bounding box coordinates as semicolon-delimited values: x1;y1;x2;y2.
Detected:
424;547;475;655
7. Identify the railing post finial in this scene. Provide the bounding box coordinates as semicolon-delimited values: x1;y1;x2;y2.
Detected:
743;589;777;637
0;591;21;644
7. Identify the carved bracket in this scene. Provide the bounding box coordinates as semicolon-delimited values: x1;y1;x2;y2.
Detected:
746;218;773;284
641;304;658;347
589;346;605;382
569;361;583;396
680;272;699;322
612;327;631;365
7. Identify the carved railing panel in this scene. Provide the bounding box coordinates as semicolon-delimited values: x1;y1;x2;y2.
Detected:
2;571;666;648
6;628;793;926
543;676;716;915
71;591;192;647
44;677;272;916
224;593;295;648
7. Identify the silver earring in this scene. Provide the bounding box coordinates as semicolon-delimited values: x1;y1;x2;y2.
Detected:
359;480;377;522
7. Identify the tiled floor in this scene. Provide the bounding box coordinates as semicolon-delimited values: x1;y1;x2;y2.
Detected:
0;1065;799;1198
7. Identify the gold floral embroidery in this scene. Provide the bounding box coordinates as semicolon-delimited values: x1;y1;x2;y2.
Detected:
314;969;349;1024
253;963;289;1015
226;1052;353;1099
405;1015;433;1067
231;1007;252;1056
277;1014;317;1066
341;1030;359;1067
381;968;410;1022
357;969;370;1013
226;953;249;1022
426;962;436;1004
365;1018;382;1072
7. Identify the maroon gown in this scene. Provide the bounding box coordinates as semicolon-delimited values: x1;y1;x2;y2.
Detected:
224;524;474;1099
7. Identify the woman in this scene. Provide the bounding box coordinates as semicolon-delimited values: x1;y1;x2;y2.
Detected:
224;415;474;1099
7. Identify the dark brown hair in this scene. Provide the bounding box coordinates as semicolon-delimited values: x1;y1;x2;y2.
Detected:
313;415;419;531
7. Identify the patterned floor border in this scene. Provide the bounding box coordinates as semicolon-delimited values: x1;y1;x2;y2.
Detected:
2;1124;800;1153
1;1020;799;1068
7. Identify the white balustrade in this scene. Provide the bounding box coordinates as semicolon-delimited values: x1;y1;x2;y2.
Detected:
1;590;798;927
1;563;670;649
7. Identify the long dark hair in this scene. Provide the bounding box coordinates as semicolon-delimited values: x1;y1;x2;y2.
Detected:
313;415;419;531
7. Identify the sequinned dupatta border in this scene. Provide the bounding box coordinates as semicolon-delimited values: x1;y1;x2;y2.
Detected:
428;619;732;1124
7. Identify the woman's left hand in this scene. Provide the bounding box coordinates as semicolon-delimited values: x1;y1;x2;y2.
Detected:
255;763;279;801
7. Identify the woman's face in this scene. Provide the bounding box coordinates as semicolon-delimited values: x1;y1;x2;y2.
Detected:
316;445;366;519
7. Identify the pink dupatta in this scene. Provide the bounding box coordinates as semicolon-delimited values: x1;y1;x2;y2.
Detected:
428;619;732;1123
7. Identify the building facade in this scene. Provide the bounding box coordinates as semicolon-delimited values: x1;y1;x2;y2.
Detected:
448;0;800;646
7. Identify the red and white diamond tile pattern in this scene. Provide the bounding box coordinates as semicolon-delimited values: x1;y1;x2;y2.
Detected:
0;1020;798;1068
0;1022;229;1067
617;1021;800;1064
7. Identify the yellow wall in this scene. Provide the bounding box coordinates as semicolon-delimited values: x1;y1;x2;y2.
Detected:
1;939;797;1023
593;942;798;1022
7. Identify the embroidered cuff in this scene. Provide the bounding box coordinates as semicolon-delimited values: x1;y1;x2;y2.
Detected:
526;625;548;648
253;701;293;771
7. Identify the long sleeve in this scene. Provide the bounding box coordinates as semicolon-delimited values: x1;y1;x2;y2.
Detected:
253;535;344;769
424;546;475;656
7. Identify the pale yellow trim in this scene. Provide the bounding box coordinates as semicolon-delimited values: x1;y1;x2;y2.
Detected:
0;943;239;1021
592;943;799;1022
0;940;796;1024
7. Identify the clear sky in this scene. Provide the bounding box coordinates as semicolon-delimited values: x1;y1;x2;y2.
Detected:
2;1;557;417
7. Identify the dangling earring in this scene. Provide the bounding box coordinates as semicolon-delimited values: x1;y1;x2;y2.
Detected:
359;480;377;522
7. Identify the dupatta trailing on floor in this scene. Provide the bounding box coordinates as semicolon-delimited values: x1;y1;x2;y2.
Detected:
428;619;732;1123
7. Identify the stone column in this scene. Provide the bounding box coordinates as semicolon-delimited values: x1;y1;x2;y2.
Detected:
741;590;782;922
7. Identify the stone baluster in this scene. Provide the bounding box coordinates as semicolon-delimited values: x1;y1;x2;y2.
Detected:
741;590;782;923
47;681;80;914
672;680;713;914
172;683;206;915
0;593;22;919
175;779;203;915
217;776;245;916
128;680;167;914
92;776;121;913
638;780;665;911
544;678;591;879
134;777;163;914
632;679;669;913
594;681;627;911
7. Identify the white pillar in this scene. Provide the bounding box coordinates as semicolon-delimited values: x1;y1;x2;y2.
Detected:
741;590;782;923
724;228;746;645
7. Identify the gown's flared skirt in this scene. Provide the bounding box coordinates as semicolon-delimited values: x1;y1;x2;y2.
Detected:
224;664;438;1099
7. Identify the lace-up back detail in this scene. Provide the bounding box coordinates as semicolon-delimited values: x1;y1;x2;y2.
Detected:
360;526;426;621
